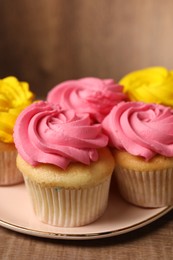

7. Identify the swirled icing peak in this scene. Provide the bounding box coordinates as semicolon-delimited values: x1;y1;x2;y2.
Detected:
102;101;173;160
119;67;173;107
0;76;34;143
47;77;127;122
14;101;109;169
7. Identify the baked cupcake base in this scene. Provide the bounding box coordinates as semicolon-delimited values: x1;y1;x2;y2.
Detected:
17;148;114;227
114;150;173;208
0;142;23;186
24;176;111;227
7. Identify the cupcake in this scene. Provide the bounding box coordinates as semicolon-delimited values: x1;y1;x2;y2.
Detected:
119;66;173;107
47;77;127;122
0;76;34;185
102;101;173;208
14;101;115;227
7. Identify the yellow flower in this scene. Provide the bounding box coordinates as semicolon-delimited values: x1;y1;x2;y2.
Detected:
0;76;34;143
119;67;173;107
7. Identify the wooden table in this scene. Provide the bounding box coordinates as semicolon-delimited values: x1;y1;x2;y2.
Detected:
0;208;173;260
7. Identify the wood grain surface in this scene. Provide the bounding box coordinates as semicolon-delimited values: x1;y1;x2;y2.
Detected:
0;0;173;97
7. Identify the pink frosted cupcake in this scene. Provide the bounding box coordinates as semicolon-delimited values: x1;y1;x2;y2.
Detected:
14;101;115;227
102;101;173;208
47;77;127;122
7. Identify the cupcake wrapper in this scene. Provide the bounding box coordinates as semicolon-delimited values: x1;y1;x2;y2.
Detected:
0;150;23;186
115;167;173;208
24;176;111;227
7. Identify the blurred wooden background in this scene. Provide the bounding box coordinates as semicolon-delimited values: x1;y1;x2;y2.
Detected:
0;0;173;97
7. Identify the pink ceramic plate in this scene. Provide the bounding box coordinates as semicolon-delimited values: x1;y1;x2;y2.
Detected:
0;184;172;240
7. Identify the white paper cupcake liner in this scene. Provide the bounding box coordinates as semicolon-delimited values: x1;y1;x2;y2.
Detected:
24;176;111;227
115;167;173;208
0;150;23;186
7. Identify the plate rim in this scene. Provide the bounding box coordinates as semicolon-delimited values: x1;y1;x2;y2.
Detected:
0;204;172;240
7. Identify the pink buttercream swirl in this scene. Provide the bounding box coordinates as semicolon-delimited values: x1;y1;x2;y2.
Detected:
102;102;173;160
14;101;108;169
47;77;127;122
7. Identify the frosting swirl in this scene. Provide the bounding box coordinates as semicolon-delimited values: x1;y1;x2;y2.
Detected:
102;102;173;160
119;67;173;107
47;77;127;122
0;76;34;143
14;101;108;169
